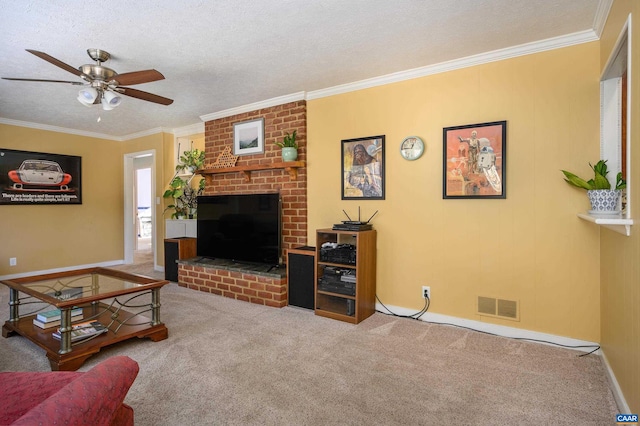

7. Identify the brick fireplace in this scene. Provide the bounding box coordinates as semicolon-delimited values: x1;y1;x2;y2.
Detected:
177;100;308;307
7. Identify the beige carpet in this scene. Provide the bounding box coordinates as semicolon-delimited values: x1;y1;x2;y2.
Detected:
0;261;619;425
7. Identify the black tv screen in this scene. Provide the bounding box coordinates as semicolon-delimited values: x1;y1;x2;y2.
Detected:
197;193;281;265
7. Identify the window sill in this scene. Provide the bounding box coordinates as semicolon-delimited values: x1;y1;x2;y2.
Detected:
577;212;633;236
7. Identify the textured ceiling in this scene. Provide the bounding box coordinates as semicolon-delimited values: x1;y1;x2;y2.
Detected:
0;0;604;138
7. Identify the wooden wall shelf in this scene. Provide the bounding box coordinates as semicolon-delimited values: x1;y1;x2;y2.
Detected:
198;161;305;182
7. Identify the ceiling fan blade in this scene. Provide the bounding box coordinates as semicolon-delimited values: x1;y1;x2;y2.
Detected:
2;77;85;85
25;49;88;79
117;87;174;105
113;69;165;86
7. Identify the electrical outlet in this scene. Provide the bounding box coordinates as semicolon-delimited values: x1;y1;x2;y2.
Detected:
9;257;17;266
422;286;430;299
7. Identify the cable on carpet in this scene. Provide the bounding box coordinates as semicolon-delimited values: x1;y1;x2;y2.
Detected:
375;294;600;357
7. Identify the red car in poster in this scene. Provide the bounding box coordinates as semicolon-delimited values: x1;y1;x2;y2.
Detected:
8;159;72;191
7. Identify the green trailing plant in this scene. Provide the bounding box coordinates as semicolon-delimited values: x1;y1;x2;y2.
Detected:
561;159;626;191
176;147;205;174
164;144;206;219
163;176;205;219
275;130;298;149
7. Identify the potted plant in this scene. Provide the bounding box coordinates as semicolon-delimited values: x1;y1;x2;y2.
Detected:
275;130;298;161
176;147;205;174
163;176;205;219
164;145;206;219
561;159;626;213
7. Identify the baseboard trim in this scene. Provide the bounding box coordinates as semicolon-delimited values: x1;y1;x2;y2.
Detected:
0;260;124;281
601;351;630;413
375;302;600;353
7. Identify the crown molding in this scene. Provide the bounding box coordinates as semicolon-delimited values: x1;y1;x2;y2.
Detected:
307;29;599;100
593;0;614;38
120;127;173;140
199;91;307;122
171;122;205;137
0;117;123;141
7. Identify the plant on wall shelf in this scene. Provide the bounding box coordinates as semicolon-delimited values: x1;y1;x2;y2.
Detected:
561;159;626;213
164;144;206;219
176;147;205;174
163;176;205;219
561;159;626;191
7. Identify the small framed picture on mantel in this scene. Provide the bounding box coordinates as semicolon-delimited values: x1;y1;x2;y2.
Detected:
233;118;264;156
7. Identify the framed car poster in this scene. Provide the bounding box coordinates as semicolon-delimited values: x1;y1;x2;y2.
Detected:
0;149;82;205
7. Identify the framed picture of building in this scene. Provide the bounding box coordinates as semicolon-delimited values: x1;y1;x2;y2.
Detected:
443;121;506;199
341;135;385;200
0;148;82;205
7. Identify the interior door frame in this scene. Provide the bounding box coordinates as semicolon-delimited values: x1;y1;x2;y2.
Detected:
123;149;158;268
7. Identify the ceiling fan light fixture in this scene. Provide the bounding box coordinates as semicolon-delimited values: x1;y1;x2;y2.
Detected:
101;98;113;110
102;90;122;110
77;87;98;106
5;48;173;110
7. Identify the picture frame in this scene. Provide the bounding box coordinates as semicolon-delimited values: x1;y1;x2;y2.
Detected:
443;121;506;199
341;135;385;200
0;148;82;205
233;117;264;156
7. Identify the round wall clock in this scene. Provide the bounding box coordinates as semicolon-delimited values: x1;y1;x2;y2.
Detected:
400;136;425;160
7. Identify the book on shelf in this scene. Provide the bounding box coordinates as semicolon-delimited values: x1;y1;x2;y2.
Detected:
52;321;108;342
33;313;84;329
36;307;83;323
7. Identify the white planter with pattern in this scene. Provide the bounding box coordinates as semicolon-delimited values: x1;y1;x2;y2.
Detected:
587;189;621;213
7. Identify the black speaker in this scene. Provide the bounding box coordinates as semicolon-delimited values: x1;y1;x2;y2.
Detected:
164;240;180;282
287;247;315;310
164;238;197;282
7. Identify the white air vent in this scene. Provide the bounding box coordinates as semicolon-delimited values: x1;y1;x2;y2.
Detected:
477;296;519;321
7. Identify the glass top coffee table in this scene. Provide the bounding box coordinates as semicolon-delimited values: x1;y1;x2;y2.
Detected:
1;267;169;371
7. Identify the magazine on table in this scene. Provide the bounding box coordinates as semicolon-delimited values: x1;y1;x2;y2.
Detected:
52;321;107;342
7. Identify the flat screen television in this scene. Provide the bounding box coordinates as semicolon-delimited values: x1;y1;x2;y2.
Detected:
196;193;281;265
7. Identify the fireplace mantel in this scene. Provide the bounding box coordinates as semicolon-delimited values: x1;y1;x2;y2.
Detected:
198;161;305;183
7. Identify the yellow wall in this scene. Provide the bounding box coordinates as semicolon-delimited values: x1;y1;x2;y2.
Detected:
308;41;602;342
599;0;640;412
0;124;124;274
0;125;175;275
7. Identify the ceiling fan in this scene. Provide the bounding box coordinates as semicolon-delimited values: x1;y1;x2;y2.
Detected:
2;48;174;110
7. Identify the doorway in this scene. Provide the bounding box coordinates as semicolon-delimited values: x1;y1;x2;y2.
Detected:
124;150;157;268
135;164;152;260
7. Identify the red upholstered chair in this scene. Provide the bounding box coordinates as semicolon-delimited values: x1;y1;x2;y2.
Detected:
0;356;139;426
